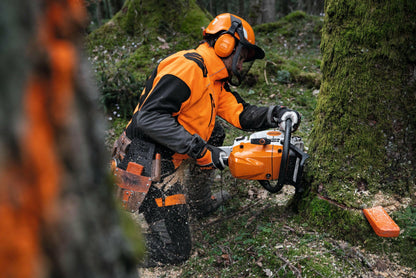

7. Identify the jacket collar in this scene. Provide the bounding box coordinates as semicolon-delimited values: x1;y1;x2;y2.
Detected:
196;42;229;81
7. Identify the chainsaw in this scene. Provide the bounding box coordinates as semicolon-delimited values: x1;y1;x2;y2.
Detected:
219;119;309;193
113;119;308;211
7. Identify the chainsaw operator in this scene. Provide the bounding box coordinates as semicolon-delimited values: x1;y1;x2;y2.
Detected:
112;13;301;266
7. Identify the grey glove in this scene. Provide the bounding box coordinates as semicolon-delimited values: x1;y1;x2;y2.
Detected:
273;106;301;132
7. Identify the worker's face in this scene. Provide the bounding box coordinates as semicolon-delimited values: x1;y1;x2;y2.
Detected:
223;47;249;74
222;46;254;86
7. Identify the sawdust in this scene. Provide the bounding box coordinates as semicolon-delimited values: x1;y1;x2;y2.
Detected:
372;191;412;212
138;267;182;278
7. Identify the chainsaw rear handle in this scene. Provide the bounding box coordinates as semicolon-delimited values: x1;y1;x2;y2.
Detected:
258;118;292;193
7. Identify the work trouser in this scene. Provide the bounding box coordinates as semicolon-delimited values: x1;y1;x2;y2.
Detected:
135;122;225;266
139;178;191;266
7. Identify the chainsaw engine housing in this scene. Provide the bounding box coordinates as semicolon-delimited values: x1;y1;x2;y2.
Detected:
221;129;308;191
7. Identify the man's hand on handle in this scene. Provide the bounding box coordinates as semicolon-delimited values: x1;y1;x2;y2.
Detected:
196;144;227;170
273;106;301;132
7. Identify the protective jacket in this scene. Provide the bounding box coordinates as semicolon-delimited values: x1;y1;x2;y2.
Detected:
125;42;277;168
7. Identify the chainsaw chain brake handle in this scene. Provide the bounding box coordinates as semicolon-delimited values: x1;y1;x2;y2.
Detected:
258;118;292;193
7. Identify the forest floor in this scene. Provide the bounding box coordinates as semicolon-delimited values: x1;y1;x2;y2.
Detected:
135;181;415;278
93;11;416;278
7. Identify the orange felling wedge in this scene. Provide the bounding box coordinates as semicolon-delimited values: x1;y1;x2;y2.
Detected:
363;206;400;237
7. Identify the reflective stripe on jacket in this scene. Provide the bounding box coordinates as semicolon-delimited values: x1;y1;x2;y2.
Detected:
126;42;277;166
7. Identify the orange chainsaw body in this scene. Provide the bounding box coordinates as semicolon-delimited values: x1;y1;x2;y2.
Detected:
223;129;302;183
228;142;283;180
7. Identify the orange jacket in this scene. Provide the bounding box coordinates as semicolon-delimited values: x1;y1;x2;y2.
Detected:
125;42;277;166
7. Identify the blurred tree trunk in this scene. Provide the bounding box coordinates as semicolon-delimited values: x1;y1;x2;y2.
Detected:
223;0;229;14
238;0;245;18
210;0;217;16
248;0;262;25
297;0;324;15
110;0;125;13
277;0;292;17
262;0;276;23
302;0;416;232
0;1;143;277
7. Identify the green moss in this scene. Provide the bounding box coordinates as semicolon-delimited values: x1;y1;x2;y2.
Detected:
86;20;128;52
298;194;371;242
178;2;212;36
283;10;307;22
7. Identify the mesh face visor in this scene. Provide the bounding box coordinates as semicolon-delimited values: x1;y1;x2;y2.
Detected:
229;43;255;86
229;25;264;86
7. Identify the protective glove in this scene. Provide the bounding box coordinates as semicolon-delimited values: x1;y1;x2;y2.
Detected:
196;144;227;170
273;106;301;132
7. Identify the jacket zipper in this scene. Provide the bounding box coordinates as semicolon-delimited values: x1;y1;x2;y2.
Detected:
208;93;215;127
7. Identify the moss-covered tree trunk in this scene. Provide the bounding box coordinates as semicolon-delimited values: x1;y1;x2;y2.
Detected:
303;0;416;234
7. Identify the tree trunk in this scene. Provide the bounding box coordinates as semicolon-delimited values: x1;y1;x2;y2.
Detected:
110;0;125;13
303;0;416;229
0;1;143;277
277;0;292;17
262;0;276;23
238;0;245;18
223;0;229;14
297;0;324;16
248;0;262;25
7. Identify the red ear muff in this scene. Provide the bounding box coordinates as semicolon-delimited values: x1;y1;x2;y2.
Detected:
214;33;235;58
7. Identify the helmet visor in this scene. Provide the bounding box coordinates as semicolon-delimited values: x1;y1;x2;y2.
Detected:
240;40;265;62
229;44;255;86
235;25;265;62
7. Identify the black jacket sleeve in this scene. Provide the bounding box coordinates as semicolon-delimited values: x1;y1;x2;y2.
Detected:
223;84;278;131
126;74;206;157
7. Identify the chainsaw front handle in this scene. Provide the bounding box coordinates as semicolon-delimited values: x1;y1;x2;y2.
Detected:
278;118;292;186
258;118;291;193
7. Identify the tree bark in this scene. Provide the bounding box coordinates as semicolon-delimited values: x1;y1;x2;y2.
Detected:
238;0;245;18
262;0;276;23
0;1;143;277
297;0;324;16
307;0;416;209
248;0;262;25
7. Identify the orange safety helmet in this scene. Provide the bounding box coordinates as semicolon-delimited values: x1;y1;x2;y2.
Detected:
203;13;265;85
203;13;265;61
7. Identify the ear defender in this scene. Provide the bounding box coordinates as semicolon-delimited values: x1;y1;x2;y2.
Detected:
214;33;236;58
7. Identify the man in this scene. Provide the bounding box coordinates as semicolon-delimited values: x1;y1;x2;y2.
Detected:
112;13;300;266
